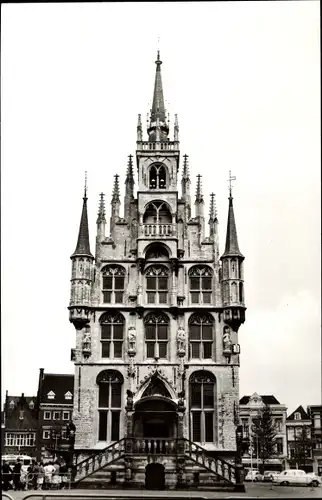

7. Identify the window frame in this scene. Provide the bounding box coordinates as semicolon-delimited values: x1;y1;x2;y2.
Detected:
43;430;50;440
144;312;169;360
63;411;70;421
145;265;170;305
101;266;126;305
100;312;125;359
189;313;214;360
97;370;123;443
53;411;60;421
44;411;51;420
189;371;216;444
188;266;213;305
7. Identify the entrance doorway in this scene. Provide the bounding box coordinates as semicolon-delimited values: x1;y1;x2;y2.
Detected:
145;463;165;490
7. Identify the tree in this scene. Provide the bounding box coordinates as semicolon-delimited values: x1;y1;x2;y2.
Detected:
251;405;277;474
292;426;312;470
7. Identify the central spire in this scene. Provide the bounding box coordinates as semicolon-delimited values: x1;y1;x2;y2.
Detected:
148;51;169;141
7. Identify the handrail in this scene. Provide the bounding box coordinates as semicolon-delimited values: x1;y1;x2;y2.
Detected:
75;437;125;469
21;496;208;500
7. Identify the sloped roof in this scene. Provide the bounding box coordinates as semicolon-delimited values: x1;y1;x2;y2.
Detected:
287;405;310;421
240;395;280;405
5;394;38;430
40;374;74;404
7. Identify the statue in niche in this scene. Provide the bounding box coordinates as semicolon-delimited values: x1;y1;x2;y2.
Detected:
128;326;136;351
177;326;186;354
126;390;134;410
223;326;232;351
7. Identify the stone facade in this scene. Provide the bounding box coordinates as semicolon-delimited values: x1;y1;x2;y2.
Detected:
68;52;246;474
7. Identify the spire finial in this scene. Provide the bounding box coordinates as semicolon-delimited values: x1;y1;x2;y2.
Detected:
196;174;203;202
126;154;134;179
112;174;120;202
209;193;215;220
228;170;236;198
182;154;190;178
97;192;106;223
84;171;88;199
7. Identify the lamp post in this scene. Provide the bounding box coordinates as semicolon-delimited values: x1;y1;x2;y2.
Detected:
234;425;246;492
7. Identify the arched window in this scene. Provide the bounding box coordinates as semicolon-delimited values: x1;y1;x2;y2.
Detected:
189;266;213;304
231;282;237;302
146;266;169;304
100;312;124;359
189;313;214;359
239;282;243;302
144;312;169;359
97;370;123;442
102;265;126;304
149;164;167;189
190;371;216;443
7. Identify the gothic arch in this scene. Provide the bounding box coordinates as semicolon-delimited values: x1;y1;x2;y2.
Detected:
96;369;124;385
144;242;171;260
134;370;177;403
148;163;169;189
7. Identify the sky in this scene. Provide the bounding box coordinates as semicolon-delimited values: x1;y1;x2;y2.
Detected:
1;1;321;415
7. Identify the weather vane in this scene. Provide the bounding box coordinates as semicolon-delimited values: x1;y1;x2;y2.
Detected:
228;170;236;197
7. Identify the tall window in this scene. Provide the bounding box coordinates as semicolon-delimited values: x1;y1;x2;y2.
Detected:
100;312;124;359
102;265;126;304
5;433;35;447
189;266;213;304
190;371;216;443
146;266;169;304
144;312;169;359
189;313;214;359
97;370;123;442
276;438;283;454
149;164;167;189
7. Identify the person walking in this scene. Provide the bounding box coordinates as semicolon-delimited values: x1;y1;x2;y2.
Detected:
37;462;45;490
13;459;22;491
2;461;13;491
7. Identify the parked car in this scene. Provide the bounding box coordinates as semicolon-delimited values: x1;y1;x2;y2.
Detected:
245;470;263;482
273;469;313;486
306;473;321;487
263;471;277;482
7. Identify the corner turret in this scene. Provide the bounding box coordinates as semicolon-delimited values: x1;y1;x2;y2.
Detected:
69;174;94;330
220;172;245;332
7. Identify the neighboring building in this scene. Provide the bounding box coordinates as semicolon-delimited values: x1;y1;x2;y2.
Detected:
239;393;287;471
307;405;322;476
2;392;38;459
36;368;74;461
286;405;312;472
1;410;6;455
67;52;246;489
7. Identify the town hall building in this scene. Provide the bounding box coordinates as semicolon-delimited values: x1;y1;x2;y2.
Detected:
68;52;246;490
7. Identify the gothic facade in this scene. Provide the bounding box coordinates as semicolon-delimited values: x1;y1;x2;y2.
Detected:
68;52;246;488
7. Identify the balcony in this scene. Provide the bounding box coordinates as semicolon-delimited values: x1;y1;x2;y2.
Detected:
137;141;179;151
141;223;176;237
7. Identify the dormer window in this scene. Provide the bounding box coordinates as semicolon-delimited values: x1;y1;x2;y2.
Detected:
29;401;35;409
64;391;72;400
294;412;301;420
9;400;15;409
47;391;55;400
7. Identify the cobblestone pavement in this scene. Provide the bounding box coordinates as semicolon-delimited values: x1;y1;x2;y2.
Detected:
2;483;321;500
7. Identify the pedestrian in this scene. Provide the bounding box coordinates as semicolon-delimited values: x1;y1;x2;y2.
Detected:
59;463;68;489
2;461;13;491
52;460;61;488
44;461;55;489
13;459;22;491
37;462;45;490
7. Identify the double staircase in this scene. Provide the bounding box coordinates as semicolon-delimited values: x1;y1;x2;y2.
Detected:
73;438;244;491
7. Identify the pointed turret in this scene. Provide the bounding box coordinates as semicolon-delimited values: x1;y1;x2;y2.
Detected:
222;194;244;258
137;114;143;142
195;174;205;241
209;193;220;263
69;173;94;330
96;192;106;240
124;155;135;219
220;172;245;332
71;176;93;259
110;174;121;235
147;51;169;142
174;114;179;142
181;154;191;219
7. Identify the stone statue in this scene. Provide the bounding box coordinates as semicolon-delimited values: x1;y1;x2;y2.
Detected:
126;390;134;410
83;330;91;344
223;326;232;351
128;326;136;351
177;326;186;353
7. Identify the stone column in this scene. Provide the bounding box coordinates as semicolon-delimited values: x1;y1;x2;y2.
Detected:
171;268;177;307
